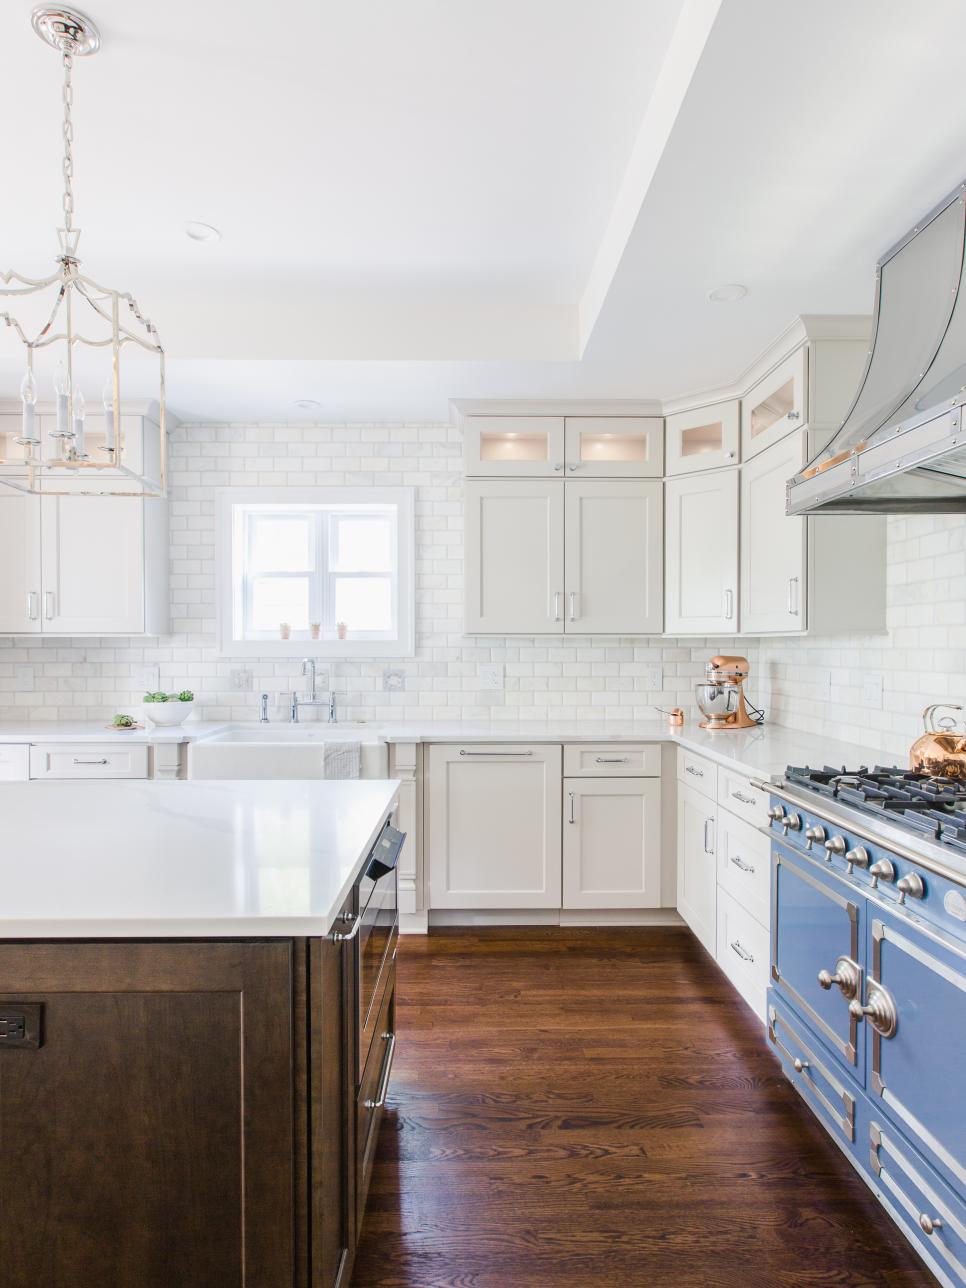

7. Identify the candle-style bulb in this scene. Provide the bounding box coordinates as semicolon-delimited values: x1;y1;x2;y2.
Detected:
19;368;39;446
53;363;70;397
53;362;70;438
72;385;87;457
20;370;37;405
101;377;116;453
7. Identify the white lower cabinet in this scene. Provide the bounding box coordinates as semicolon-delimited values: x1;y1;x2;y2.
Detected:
427;744;562;908
562;777;661;909
716;888;769;1019
676;780;717;955
0;745;29;781
29;743;150;780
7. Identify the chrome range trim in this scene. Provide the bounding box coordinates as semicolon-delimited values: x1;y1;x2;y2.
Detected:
754;778;966;890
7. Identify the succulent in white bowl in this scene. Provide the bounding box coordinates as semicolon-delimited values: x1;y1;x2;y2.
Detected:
142;690;195;726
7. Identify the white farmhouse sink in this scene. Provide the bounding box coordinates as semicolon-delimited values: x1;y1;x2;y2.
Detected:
188;723;388;780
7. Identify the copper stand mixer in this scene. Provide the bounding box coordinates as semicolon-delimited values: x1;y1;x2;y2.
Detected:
695;655;761;730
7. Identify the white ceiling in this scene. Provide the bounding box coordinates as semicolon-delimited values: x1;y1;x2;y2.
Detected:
4;0;966;420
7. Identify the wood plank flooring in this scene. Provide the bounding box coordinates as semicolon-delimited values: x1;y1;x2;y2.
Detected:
351;928;937;1288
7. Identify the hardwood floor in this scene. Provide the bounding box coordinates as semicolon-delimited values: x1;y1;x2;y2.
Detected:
351;928;937;1288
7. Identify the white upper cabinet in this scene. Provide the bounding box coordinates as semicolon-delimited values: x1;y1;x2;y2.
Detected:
665;469;738;635
740;348;806;460
665;400;739;475
462;416;565;477
564;480;663;634
40;494;146;635
740;430;807;634
0;495;42;634
563;417;663;478
464;480;564;634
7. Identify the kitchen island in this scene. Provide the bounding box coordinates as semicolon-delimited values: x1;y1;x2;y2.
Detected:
0;778;400;1288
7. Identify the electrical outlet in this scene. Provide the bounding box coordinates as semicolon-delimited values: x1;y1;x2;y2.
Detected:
134;664;160;693
383;668;405;692
229;669;254;692
862;672;884;709
642;662;663;691
480;663;505;691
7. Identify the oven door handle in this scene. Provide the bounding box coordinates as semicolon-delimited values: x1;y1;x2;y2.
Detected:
332;912;362;942
365;1031;397;1110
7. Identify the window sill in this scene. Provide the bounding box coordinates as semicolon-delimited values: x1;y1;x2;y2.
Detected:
216;637;414;660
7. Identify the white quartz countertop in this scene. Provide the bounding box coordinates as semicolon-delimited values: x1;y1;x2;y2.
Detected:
0;778;399;938
0;721;219;744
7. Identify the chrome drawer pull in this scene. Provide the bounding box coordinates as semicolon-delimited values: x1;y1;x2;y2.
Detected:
731;791;756;805
332;912;361;942
595;757;629;764
365;1031;397;1110
849;979;897;1039
919;1213;943;1237
685;764;703;778
459;750;533;757
72;758;109;766
792;1057;809;1074
703;817;714;854
730;940;754;963
730;854;755;874
568;791;576;825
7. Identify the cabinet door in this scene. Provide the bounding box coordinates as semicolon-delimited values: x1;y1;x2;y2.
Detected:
427;744;562;908
740;432;806;634
563;417;663;478
462;416;565;477
665;469;738;634
741;347;806;459
564;480;662;633
562;777;661;909
464;480;564;634
0;940;297;1288
666;400;740;475
0;494;41;634
677;782;716;954
40;494;145;634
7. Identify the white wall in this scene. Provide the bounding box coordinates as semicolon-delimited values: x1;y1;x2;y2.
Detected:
0;421;961;760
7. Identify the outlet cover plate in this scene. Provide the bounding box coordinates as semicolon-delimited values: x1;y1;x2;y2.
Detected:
861;672;883;708
643;662;663;691
383;668;405;692
229;668;254;692
480;663;505;691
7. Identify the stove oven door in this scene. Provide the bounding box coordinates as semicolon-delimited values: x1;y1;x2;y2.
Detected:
771;842;864;1082
864;907;966;1198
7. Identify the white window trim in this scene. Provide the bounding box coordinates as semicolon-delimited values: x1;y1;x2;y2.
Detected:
215;486;415;659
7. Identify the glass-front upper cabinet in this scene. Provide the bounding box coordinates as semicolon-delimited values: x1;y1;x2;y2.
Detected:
563;417;663;478
741;347;807;460
665;400;739;475
463;417;566;477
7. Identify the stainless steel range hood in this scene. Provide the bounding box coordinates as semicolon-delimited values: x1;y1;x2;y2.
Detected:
787;181;966;515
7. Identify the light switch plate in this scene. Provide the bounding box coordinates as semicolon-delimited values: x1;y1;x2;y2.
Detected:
229;668;254;692
642;662;663;691
861;672;883;708
480;663;505;691
135;664;160;693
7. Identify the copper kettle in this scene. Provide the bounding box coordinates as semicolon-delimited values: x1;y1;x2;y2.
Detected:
910;704;966;779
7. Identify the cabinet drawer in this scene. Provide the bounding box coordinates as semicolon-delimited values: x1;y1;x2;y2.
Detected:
357;969;396;1220
767;996;856;1145
0;745;29;781
29;743;149;780
677;749;716;800
563;743;660;777
716;888;769;1020
716;807;771;929
716;767;769;828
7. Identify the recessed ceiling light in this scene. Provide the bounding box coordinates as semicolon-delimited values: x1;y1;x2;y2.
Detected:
185;221;221;243
294;398;322;410
708;283;748;303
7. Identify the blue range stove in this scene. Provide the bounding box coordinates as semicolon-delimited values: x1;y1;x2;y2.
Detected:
762;765;966;1288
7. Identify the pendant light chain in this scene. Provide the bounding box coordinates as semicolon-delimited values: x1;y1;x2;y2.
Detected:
61;48;75;234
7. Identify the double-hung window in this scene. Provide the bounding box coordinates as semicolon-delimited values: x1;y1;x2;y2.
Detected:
217;487;414;656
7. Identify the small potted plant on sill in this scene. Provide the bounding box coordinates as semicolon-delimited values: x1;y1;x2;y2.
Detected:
310;622;321;640
142;689;195;727
336;621;348;640
279;622;291;640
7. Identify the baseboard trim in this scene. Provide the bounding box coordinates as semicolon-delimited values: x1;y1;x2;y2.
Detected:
427;908;684;929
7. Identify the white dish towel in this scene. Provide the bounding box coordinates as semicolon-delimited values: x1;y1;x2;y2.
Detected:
323;740;362;780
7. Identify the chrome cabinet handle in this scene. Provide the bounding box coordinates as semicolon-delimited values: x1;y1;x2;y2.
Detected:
73;758;108;765
703;817;714;854
849;979;898;1038
553;463;564;472
816;956;861;1000
332;911;361;942
43;590;55;620
569;591;577;621
364;1031;397;1109
568;791;576;824
595;756;629;764
787;576;800;616
567;463;578;472
553;591;561;622
685;764;703;778
792;1057;809;1073
724;588;734;620
731;791;755;805
730;854;755;874
787;410;801;421
730;940;753;963
458;750;533;758
919;1213;944;1237
26;591;39;621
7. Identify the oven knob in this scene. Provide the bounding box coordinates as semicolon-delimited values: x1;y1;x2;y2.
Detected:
782;812;802;834
768;805;785;825
897;873;925;904
804;823;826;850
869;858;896;887
824;835;847;860
845;846;870;873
